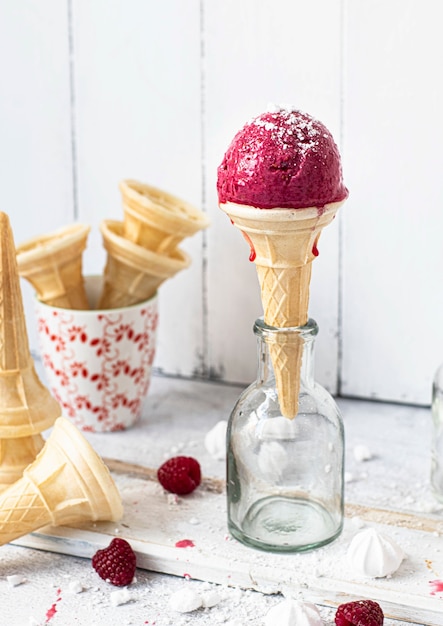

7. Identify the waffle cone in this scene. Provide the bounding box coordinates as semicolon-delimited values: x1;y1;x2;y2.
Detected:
0;418;123;545
0;435;44;492
220;201;343;418
16;223;91;309
0;213;61;437
98;220;191;309
120;180;210;253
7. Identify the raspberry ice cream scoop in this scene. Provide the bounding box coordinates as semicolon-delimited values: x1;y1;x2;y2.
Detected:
217;104;348;209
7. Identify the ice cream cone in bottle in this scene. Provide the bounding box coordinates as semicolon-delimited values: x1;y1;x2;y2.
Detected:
16;222;91;309
220;201;342;418
217;105;348;419
0;418;123;545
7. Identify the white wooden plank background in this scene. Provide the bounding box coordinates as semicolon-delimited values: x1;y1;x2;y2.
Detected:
0;0;74;351
1;0;443;405
71;0;204;378
341;0;443;405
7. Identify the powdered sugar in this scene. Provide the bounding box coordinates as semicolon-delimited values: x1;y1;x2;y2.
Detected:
252;107;322;156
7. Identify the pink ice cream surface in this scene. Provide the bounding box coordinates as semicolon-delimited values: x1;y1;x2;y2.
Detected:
217;106;348;209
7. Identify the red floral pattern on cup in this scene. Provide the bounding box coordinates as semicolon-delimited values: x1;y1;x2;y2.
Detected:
35;297;158;432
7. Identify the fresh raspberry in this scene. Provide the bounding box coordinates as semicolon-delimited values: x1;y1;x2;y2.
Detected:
157;456;201;495
92;538;136;586
335;600;384;626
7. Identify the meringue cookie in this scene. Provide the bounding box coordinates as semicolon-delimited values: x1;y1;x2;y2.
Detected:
204;420;227;460
264;598;323;626
347;527;405;578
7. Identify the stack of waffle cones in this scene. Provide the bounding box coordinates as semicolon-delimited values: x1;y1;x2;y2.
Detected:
15;180;209;311
97;180;209;309
220;201;344;419
0;212;61;491
0;212;122;537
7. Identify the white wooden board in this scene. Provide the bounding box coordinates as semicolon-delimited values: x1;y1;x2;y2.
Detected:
13;463;443;626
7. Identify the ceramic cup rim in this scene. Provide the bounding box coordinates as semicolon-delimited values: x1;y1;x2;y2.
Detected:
34;274;158;315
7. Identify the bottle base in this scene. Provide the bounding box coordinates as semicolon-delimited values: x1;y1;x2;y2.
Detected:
229;495;342;553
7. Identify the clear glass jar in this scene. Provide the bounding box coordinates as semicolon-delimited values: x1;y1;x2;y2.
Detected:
431;364;443;501
227;318;344;552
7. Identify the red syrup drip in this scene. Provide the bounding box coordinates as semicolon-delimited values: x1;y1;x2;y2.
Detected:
312;243;319;257
175;539;195;548
45;589;62;622
429;579;443;595
240;231;256;262
45;604;57;622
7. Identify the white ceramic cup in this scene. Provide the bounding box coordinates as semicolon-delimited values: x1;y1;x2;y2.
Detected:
34;276;158;432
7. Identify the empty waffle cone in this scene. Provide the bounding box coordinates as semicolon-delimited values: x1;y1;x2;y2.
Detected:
98;219;191;309
0;417;123;545
220;201;343;418
120;180;210;253
0;212;61;437
0;435;44;492
16;222;91;309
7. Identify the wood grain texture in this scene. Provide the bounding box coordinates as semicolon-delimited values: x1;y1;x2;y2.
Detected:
341;0;443;404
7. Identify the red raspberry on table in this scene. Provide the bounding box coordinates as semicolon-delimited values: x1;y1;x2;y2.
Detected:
335;600;384;626
92;538;136;586
157;456;201;495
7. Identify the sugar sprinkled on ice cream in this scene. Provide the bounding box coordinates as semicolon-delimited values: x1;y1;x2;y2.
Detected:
217;104;348;210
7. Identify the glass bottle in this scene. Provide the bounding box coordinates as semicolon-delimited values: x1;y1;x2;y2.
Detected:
431;364;443;501
227;318;344;553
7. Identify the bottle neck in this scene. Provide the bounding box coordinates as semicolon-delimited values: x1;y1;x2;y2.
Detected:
254;318;318;387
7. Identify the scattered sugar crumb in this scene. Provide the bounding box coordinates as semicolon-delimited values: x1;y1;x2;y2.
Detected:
201;589;221;608
170;442;185;455
169;587;202;613
204;420;228;461
350;516;365;529
110;588;134;607
68;579;84;594
353;444;373;461
7;574;26;587
344;471;355;483
188;517;200;525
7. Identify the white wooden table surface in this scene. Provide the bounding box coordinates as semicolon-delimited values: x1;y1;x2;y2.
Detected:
1;375;439;626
